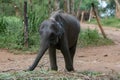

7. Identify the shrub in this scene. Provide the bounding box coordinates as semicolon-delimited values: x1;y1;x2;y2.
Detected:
0;17;7;34
78;28;113;47
0;16;23;49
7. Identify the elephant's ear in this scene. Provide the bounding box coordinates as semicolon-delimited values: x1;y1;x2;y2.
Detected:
55;21;64;39
50;13;65;39
53;14;65;39
55;13;64;26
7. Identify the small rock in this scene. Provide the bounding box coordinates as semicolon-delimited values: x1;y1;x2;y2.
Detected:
104;54;108;57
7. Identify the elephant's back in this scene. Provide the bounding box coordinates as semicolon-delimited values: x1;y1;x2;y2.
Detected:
62;14;80;33
62;14;80;48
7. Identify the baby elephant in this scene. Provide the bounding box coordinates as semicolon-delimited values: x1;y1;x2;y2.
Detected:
28;11;80;71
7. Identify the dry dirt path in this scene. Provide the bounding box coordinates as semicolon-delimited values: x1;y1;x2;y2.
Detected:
0;23;120;73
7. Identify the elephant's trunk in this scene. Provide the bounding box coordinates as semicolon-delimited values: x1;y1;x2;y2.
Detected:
28;41;49;71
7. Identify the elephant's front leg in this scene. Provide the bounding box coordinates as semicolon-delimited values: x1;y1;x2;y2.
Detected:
49;47;58;71
60;39;74;71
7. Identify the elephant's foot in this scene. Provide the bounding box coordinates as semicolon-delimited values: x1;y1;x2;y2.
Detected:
51;66;58;71
27;66;35;71
66;66;74;72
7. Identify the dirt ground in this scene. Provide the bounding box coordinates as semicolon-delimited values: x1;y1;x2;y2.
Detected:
0;23;120;73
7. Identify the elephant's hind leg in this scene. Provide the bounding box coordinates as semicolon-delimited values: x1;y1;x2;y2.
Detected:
69;42;77;65
60;43;74;71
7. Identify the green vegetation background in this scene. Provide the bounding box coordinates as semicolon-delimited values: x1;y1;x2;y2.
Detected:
0;0;114;53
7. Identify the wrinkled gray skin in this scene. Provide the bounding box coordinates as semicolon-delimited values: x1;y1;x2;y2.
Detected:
28;11;80;71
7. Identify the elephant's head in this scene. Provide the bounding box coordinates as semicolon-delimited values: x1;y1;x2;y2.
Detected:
28;16;64;71
40;19;64;46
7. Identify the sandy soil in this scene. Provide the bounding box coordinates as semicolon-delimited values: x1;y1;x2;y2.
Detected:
0;23;120;73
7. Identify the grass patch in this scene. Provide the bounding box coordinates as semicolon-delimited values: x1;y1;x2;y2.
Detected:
0;70;120;80
78;28;114;47
79;71;101;77
89;17;120;28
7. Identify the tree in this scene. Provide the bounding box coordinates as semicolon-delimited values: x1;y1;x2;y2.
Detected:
76;0;99;21
107;0;115;15
54;0;60;10
24;1;28;48
99;0;115;17
114;0;120;18
79;0;98;10
63;0;72;14
71;0;75;15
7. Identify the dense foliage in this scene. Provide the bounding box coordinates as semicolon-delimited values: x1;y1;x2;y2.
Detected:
78;0;98;10
0;0;49;51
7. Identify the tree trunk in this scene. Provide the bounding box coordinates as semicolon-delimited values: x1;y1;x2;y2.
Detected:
88;7;93;22
71;0;75;15
24;1;29;48
54;0;60;10
76;0;82;18
115;0;120;18
67;0;70;13
69;0;72;14
64;0;67;12
80;11;84;22
48;0;52;13
92;3;107;39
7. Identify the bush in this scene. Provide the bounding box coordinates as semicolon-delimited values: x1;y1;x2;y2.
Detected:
0;16;23;49
78;28;113;47
0;17;7;34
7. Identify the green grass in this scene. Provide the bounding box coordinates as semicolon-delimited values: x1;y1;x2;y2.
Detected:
89;17;120;28
0;70;120;80
0;70;101;80
78;28;114;47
